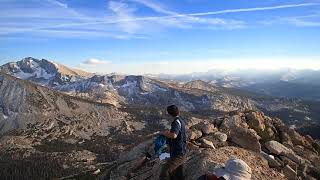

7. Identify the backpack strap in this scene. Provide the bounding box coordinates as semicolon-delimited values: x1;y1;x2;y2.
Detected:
175;118;181;130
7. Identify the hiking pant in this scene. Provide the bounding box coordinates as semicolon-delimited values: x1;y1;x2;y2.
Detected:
159;154;185;180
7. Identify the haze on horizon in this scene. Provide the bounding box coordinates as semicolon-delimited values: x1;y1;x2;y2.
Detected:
1;0;320;75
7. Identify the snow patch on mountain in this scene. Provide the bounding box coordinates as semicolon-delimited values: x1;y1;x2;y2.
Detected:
304;116;311;121
153;85;168;92
16;66;55;80
121;80;137;88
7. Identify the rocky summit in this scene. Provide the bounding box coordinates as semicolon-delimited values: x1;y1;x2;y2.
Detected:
107;111;320;180
0;59;320;179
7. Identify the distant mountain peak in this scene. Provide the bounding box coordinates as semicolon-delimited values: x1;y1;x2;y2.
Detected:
0;57;92;86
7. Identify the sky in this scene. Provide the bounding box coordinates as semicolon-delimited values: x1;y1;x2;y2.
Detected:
0;0;320;74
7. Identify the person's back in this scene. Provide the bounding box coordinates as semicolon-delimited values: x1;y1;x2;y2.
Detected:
159;105;187;180
167;116;187;158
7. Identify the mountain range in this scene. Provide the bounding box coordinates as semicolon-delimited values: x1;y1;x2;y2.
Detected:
0;57;320;179
1;57;319;138
152;68;320;101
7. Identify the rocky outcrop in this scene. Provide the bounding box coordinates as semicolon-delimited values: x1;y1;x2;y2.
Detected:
1;104;319;180
182;80;218;92
99;110;320;180
246;111;266;131
187;129;203;140
265;140;293;155
108;146;286;180
283;165;297;180
199;139;215;149
219;115;249;135
212;132;228;142
230;127;261;152
191;122;217;135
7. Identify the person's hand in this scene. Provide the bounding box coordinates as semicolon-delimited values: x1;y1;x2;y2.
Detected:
206;172;213;175
159;130;169;135
153;131;161;136
145;131;161;139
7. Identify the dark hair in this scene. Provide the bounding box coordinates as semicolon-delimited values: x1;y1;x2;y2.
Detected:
167;105;179;117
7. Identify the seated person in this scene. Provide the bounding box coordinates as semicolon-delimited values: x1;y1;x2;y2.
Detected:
198;158;252;180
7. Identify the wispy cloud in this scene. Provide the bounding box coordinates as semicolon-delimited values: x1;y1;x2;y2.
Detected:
45;0;92;20
129;0;245;29
0;0;135;39
81;58;112;66
1;1;319;39
290;19;320;27
36;2;319;29
128;0;190;28
43;0;248;31
128;1;320;29
129;0;177;15
260;13;320;27
108;1;141;33
186;3;319;16
46;0;68;9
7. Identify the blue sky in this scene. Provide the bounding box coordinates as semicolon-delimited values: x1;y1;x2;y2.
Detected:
0;0;320;74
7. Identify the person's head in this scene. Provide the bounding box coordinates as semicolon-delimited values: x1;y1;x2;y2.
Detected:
213;158;252;180
166;105;179;117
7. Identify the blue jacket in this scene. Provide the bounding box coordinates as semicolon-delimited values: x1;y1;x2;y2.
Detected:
154;135;167;156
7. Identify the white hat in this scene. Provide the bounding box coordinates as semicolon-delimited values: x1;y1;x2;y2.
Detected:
213;158;252;180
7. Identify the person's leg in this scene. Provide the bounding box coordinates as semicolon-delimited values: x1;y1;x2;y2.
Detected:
170;164;184;180
159;155;185;180
160;157;176;180
197;174;207;180
174;164;184;180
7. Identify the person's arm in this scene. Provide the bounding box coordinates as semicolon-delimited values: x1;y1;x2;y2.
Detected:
160;130;177;139
160;120;180;139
